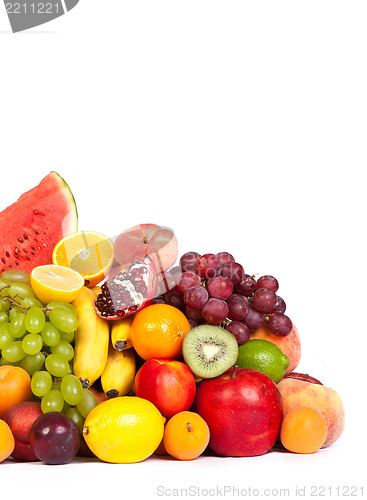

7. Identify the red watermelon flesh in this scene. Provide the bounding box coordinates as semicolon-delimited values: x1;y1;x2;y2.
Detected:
0;172;78;274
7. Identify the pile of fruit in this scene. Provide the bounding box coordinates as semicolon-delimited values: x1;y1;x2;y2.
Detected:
0;172;345;465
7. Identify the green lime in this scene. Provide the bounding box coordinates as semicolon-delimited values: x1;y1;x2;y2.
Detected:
236;339;289;383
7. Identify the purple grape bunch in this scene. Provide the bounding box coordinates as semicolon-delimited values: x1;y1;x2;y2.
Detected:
157;251;293;346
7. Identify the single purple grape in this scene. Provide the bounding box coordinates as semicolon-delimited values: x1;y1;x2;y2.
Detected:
267;312;292;336
220;262;245;285
226;293;249;321
272;295;286;314
175;272;201;295
196;254;222;279
252;287;277;313
225;321;251;345
235;274;257;296
164;290;185;311
256;275;279;292
201;298;229;324
179;252;201;273
243;306;265;331
29;412;80;465
152;297;166;305
216;252;235;265
185;305;204;322
206;276;234;300
184;286;209;310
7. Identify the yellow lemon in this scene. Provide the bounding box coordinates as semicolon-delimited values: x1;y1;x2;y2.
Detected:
52;231;114;288
83;396;165;463
30;264;84;304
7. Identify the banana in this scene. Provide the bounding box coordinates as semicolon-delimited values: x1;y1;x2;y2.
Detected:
111;315;135;351
72;286;110;388
101;345;136;399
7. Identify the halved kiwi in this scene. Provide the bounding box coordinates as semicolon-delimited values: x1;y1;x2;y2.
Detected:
183;325;239;379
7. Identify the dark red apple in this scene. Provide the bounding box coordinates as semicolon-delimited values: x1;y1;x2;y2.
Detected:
114;224;178;273
194;367;283;457
4;401;42;461
135;359;196;419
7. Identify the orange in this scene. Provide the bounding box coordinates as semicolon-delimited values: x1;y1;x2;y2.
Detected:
280;407;328;454
0;420;15;462
0;366;32;419
163;411;210;460
52;231;114;288
130;304;191;360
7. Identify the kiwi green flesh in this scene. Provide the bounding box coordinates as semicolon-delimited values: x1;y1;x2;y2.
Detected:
183;325;239;379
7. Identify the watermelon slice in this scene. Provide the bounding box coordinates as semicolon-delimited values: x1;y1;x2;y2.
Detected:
0;172;78;274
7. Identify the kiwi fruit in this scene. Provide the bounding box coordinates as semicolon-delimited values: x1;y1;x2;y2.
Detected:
183;325;239;379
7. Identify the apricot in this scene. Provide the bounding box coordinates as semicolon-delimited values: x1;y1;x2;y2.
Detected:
163;411;210;461
280;407;328;454
251;323;301;374
0;366;33;419
0;420;15;462
278;378;345;448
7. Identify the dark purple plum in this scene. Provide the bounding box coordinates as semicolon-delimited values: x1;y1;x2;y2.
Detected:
29;412;80;465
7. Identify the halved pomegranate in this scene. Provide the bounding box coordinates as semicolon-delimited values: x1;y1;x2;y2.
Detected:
94;256;157;320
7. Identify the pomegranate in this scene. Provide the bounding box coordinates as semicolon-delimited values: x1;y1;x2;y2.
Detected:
94;256;157;320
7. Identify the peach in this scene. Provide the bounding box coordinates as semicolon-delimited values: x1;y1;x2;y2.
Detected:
4;401;42;461
277;377;345;448
251;323;301;374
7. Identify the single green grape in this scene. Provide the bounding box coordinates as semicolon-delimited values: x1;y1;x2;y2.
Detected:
64;407;85;433
24;307;46;334
0;297;11;313
76;388;98;418
1;269;30;284
0;278;11;296
9;307;22;321
60;374;83;406
40;323;60;347
20;297;44;309
45;353;70;377
51;340;74;361
48;307;78;333
59;330;75;344
22;333;43;355
9;282;36;303
0;311;9;323
41;389;64;413
0;323;14;349
2;341;26;362
10;312;27;338
31;370;53;397
20;352;46;376
46;301;77;315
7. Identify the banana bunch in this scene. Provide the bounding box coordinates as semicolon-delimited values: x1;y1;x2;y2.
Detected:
72;287;137;397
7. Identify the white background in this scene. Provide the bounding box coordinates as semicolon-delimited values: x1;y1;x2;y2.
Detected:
1;2;366;499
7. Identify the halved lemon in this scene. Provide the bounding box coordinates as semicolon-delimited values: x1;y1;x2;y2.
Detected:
52;231;114;287
30;264;84;304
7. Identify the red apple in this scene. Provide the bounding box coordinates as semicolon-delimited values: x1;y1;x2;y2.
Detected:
4;401;42;461
114;224;178;273
135;359;196;419
194;367;283;457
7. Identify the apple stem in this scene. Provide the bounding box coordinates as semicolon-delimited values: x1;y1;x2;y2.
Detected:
187;422;193;433
231;365;238;379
